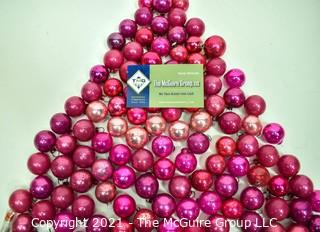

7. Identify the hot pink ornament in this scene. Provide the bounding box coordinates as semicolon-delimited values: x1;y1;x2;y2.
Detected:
198;191;222;215
224;68;245;88
227;155;249;177
268;175;289;197
109;144;132;166
152;193;176;218
223;87;245;108
113;166;136;189
113;194;136;218
151;37;171;57
87;215;110;232
176;198;200;220
214;174;238;198
92;132;113;153
240;186;264;210
175;148;197;174
153;158;175;180
262;123;285;144
127;108;147;125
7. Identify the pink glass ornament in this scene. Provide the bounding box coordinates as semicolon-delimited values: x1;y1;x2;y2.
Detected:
227;155;249;177
92;132;113;153
135;173;159;199
72;195;95;219
133;209;157;232
70;170;93;193
146;115;167;136
124;41;143;62
169;176;191;199
162;108;182;122
168;8;186;27
186;18;205;37
262;123;285;144
113;194;136;218
27;153;50;175
131;148;154;172
216;136;236;156
236;134;259;157
218;112;242;134
73;119;95;141
268;175;289;197
287;224;309;232
72;145;95;168
158;218;182;232
190;111;212;132
9;189;32;213
224;68;245;88
186;36;202;53
172;0;189;11
51;185;74;209
153;0;172;13
119;19;137;38
239;211;263;232
205;95;225;117
290;199;312;223
214;174;238;198
170;45;188;63
204;35;226;58
247;165;270;187
127;108;147;125
112;220;134;232
109;144;132;166
141;52;162;65
309;215;320;232
151;37;171;56
168;26;187;44
191;170;213;192
103;50;124;72
30;175;53;199
90;64;109;84
136;28;154;47
50;113;71;134
113;166;136;189
198;191;222;215
176;198;200;220
175;148;197;174
81;81;102;103
221;198;243;219
151;16;169;35
34;130;56;153
92;159;114;181
152;135;175;158
277;154;300;177
188;53;206;64
126;127;149;149
135;7;152;26
242;115;262;136
154;158;175;180
206;58;226;77
95;181;117;203
263;222;285;232
187;132;210;154
12;213;33;232
64;96;86;117
223;87;245;108
240;186;264;210
290;175;314;198
51;155;74;179
103;78;123;97
207;215;230;232
107;116;128;137
107;32;125;50
152;193;176;218
32;200;56;221
257;144;279;167
169;121;190;141
204;75;222;96
206;154;226;175
54;211;75;232
244;95;266;116
310;190;320;212
55;134;76;155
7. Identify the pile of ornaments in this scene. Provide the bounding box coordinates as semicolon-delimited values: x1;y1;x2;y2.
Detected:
7;0;320;231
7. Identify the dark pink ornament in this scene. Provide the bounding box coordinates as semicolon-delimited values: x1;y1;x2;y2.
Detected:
113;194;136;218
214;174;238;198
108;96;127;116
152;193;176;218
107;32;125;50
257;144;279;167
206;154;226;175
30;175;53;199
169;176;191;199
72;145;95;168
218;112;242;134
175;148;197;174
91;132;113;153
168;26;187;44
72;195;95;219
34;130;56;152
206;58;227;77
227;155;249;177
198;191;222;215
187;132;210;154
51;155;74;179
205;95;225;117
103;49;124;72
277;154;300;177
119;19;137;38
176;198;200;220
224;68;245;88
168;8;187;27
81;81;102;103
236;134;259;157
151;16;169;35
113;166;136;189
186;18;205;37
240;186;264;210
204;35;226;58
55;134;76;155
204;75;222;96
131;148;154;172
51;185;74;209
135;173;159;199
9;189;32;213
73;119;95;141
244;95;266;116
50;113;72;134
161;108;182;122
152;135;175;158
223;87;245;108
153;0;172;13
27;153;50;175
32;200;56;221
153;158;175;180
70;170;93;193
89;65;109;84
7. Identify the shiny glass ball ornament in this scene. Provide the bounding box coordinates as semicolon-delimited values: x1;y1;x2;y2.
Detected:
168;121;190;140
125;127;149;149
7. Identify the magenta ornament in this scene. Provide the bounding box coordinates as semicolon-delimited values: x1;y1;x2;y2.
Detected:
218;111;242;134
187;132;210;154
175;148;197;174
50;113;71;134
153;158;175;180
72;195;95;220
290;199;312;224
262;123;285;144
223;87;245;108
30;175;53;199
268;175;289;197
91;132;113;153
289;174;314;198
113;166;136;189
227;155;249;177
153;0;172;13
135;173;159;199
107;32;125;50
152;193;176;218
224;68;245;88
240;186;264;210
152;135;175;158
151;16;169;35
34;130;56;153
176;198;200;220
113;194;136;218
109;144;132;166
119;19;137;38
169;176;191;199
54;211;75;232
198;191;222;215
89;65;109;83
214;174;238;198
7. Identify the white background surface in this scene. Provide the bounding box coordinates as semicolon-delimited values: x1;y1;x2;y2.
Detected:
0;0;320;231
